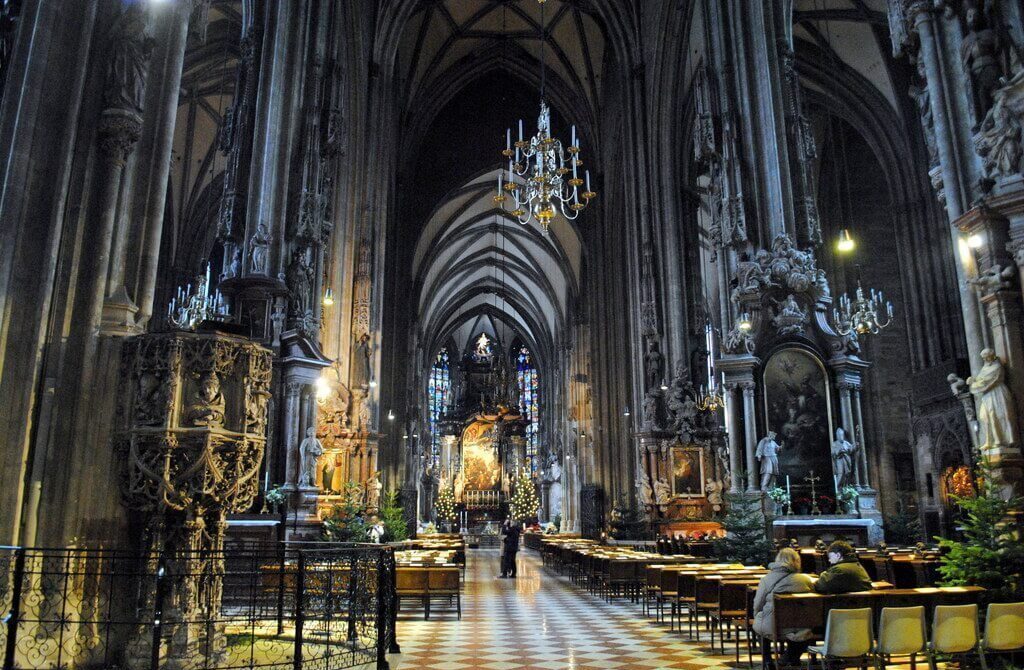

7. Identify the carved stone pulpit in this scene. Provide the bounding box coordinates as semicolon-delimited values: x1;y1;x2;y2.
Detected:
114;330;272;668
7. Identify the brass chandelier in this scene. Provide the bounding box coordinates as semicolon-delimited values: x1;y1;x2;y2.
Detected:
834;278;894;337
493;0;596;234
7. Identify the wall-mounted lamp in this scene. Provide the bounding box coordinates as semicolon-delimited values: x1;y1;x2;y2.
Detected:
322;287;334;306
387;409;395;421
623;406;631;417
737;312;752;332
368;379;378;389
314;376;331;402
967;233;984;249
836;229;855;253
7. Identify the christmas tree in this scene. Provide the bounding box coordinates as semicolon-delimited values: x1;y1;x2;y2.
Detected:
509;467;540;522
379;489;409;543
937;459;1024;603
713;492;773;566
435;479;457;528
609;498;649;540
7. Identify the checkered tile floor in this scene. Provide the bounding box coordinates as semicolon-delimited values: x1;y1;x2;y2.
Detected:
387;549;743;669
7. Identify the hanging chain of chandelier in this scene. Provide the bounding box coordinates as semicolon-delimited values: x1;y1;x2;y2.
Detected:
493;0;596;235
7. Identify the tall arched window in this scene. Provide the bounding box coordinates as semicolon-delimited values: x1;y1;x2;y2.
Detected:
516;346;539;472
428;348;451;468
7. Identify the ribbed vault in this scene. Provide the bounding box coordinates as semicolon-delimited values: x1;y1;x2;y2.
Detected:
414;168;582;367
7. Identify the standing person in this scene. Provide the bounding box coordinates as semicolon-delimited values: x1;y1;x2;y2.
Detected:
498;518;510;578
503;518;522;578
752;548;815;667
367;515;385;544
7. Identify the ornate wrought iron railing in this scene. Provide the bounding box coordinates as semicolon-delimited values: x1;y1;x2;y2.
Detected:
0;542;398;670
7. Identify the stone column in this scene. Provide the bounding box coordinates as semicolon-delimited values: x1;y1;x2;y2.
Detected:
837;382;860;487
282;382;301;489
852;386;870;488
725;383;742;493
94;110;143;334
741;382;758;491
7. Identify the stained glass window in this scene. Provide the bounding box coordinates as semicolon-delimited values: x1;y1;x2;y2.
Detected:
516;346;540;473
428;348;451;468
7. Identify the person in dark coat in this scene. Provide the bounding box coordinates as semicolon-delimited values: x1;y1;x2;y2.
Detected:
814;540;872;594
500;518;521;578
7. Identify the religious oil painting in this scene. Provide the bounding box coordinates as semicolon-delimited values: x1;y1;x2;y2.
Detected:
461;420;500;490
671;445;704;497
762;348;833;484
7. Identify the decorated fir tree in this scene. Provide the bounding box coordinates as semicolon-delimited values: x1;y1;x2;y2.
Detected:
937;459;1024;602
435;480;457;529
713;492;773;566
609;498;649;540
509;467;540;522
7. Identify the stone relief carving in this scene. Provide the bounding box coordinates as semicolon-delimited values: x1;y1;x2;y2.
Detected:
187;371;226;428
732;234;826;303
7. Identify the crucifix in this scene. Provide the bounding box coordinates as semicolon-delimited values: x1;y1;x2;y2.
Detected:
804;470;821;515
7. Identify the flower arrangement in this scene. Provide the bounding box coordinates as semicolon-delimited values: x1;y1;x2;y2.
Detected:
767;487;790;504
265;485;286;507
838;485;858;513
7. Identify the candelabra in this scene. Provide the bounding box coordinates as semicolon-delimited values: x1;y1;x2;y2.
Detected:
696;381;725;412
167;265;228;331
495;101;596;234
834;278;894;337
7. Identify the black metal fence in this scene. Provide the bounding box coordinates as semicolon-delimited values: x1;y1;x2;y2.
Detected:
0;543;398;670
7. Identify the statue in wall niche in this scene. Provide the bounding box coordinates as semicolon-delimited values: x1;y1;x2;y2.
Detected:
187;371;225;427
135;371;166;426
353;333;372;390
298;427;323;488
248;223;270;275
286;248;314;316
221;246;241;282
636;468;653;507
644;338;664;391
755;431;783;491
654;476;672;511
103;4;154;113
909;80;939;167
960;0;1004;122
968;348;1018;451
975;83;1023;180
831;427;856;490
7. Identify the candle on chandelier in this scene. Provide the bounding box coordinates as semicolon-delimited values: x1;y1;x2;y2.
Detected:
571;124;577;148
498;172;503;195
506;128;511;152
518;119;523;143
585;170;591;192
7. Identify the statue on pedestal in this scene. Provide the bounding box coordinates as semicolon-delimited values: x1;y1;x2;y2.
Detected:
653;476;672;511
831;427;856;490
298;427;323;488
968;348;1018;451
365;471;383;509
636;468;653;507
755;431;783;491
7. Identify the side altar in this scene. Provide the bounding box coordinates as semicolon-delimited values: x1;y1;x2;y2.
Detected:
634;234;884;544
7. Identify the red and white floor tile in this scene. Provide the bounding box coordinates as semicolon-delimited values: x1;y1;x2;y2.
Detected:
387;550;743;670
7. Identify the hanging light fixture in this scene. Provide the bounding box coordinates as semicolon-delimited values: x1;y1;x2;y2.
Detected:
737;312;753;331
834;267;894;337
696;381;725;412
495;0;596;234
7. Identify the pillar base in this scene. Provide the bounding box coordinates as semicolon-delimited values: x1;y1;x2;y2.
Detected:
100;285;141;336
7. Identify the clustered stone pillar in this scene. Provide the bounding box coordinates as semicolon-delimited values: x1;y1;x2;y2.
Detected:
725;383;742;493
741;382;758;492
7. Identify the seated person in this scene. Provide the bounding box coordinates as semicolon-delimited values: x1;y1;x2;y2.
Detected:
752;548;815;666
814;540;872;594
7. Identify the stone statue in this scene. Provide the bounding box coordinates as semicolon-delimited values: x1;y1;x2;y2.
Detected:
975;76;1023;180
831;427;856;490
365;471;383;509
705;478;724;514
968;264;1016;294
298;427;323;488
636;468;654;507
644;338;663;391
773;294;806;335
249;223;270;274
642;391;661;431
353;333;372;389
103;5;154;112
188;371;225;427
653;477;672;510
286;248;314;316
755;431;782;491
968;348;1018;451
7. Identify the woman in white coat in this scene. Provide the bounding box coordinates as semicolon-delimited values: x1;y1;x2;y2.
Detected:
752;548;814;667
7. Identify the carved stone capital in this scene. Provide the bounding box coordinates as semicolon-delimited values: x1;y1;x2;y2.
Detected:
97;109;142;166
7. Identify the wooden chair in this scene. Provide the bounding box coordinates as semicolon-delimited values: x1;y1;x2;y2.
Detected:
426;568;461;620
717;580;755;662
